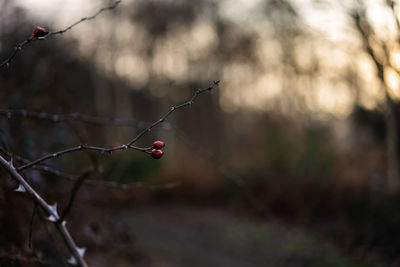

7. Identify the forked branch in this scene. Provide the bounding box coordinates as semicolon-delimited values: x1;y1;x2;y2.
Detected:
0;0;122;69
18;80;220;171
0;154;88;267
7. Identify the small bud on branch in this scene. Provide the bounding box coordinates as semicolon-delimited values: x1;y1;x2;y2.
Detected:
32;26;49;38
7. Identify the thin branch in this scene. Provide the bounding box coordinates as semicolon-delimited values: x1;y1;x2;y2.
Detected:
0;146;91;179
83;180;181;191
58;170;92;223
127;80;220;145
0;109;151;128
0;100;243;187
0;37;34;69
387;0;400;41
0;154;88;267
17;144;149;172
28;203;38;249
0;82;239;185
171;126;245;186
31;162;180;191
47;0;122;37
38;211;70;267
0;146;179;191
351;2;400;192
0;0;122;69
17;81;220;171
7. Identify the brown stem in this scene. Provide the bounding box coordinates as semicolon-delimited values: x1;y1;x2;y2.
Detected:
0;154;88;267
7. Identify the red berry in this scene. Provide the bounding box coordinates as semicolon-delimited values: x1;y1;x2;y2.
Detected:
151;149;163;159
32;26;48;37
152;140;165;149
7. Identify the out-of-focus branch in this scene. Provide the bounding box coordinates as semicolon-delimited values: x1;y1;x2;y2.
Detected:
0;81;243;186
17;81;220;171
351;2;400;192
127;80;220;146
171;126;245;186
0;109;149;128
1;110;245;184
386;0;400;40
58;170;92;223
0;0;122;69
83;180;181;190
17;144;149;171
0;146;180;190
0;154;88;267
28;203;37;249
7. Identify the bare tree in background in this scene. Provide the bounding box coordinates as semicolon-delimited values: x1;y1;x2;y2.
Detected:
351;0;400;193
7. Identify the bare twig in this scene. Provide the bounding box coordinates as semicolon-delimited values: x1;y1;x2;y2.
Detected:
0;154;88;267
127;80;220;146
0;109;150;128
0;81;242;186
0;37;34;69
28;203;38;249
0;0;122;69
58;170;92;223
169;125;245;186
17;81;220;171
17;144;149;171
0;146;180;191
83;180;181;191
0;1;223;265
46;0;121;37
0;146;92;179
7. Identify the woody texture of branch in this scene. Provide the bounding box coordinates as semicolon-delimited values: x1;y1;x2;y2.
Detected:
0;0;220;266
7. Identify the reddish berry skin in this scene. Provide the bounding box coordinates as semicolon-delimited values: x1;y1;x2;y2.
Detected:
152;140;165;149
32;26;48;37
151;149;163;159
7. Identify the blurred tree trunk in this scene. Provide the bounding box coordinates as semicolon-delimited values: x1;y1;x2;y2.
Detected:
351;4;400;193
385;92;400;192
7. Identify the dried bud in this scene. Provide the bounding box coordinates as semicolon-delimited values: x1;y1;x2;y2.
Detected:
32;26;48;37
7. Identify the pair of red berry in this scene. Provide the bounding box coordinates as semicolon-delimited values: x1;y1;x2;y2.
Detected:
151;141;165;159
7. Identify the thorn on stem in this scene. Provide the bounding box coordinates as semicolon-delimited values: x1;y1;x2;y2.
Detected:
77;247;86;257
47;215;58;222
15;184;26;192
67;256;77;265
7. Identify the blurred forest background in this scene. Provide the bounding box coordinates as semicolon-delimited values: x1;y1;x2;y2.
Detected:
2;0;400;266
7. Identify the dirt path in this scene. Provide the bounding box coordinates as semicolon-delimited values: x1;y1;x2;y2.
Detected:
81;204;382;267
